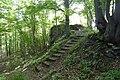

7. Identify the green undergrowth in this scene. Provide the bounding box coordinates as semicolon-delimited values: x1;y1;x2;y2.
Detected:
0;38;68;79
0;72;28;80
62;33;120;80
42;35;86;80
2;31;119;80
44;33;120;80
1;37;68;79
95;69;120;80
31;38;68;66
17;38;69;72
0;74;6;80
41;28;95;79
7;72;28;80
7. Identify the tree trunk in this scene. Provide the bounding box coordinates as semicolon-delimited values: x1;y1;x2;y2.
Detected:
5;34;8;56
94;0;107;33
114;0;120;45
94;0;120;45
64;0;70;36
104;0;116;43
31;14;36;53
0;36;2;59
104;0;120;45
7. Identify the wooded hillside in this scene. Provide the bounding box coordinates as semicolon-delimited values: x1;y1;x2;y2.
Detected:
0;0;120;80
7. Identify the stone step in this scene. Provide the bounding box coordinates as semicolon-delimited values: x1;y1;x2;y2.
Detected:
61;46;69;50
105;50;116;58
64;44;73;47
70;39;78;42
112;46;120;50
48;56;59;61
63;45;70;48
107;43;113;47
75;35;84;38
66;41;76;44
52;53;61;57
73;37;80;39
57;50;66;54
42;61;50;67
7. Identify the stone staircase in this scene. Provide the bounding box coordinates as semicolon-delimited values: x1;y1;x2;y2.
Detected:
33;35;84;79
35;36;82;71
41;35;83;68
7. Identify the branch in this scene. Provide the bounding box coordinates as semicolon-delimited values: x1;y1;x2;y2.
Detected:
69;0;74;7
69;0;73;4
57;8;65;12
83;0;93;20
106;0;111;22
49;7;65;12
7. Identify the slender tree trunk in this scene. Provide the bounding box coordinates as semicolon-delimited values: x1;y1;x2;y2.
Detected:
31;14;36;53
31;0;36;54
55;10;58;26
5;34;8;56
8;38;12;55
14;28;17;53
87;14;92;29
64;0;70;36
0;36;2;59
84;0;93;29
40;10;47;49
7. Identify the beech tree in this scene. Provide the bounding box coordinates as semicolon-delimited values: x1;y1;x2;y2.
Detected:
94;0;120;45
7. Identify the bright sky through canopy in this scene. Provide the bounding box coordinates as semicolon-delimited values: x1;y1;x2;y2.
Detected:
12;0;85;25
48;3;85;25
70;4;85;25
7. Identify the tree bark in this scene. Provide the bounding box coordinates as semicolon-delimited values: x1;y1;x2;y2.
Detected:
94;0;107;33
104;0;116;43
94;0;120;45
114;0;120;45
5;34;8;56
64;0;70;36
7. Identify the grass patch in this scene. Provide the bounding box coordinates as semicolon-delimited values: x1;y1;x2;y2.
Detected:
95;69;120;80
0;74;6;80
7;72;28;80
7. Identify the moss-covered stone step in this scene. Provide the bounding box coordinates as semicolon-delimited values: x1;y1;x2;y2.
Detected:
52;53;61;57
61;46;70;50
66;41;77;44
75;35;84;37
73;36;80;39
42;61;51;67
64;44;73;47
57;50;66;54
70;39;79;42
41;35;83;68
48;56;59;61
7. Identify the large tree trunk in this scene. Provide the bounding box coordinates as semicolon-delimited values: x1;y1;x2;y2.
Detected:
114;0;120;45
94;0;120;45
103;0;116;43
104;0;120;45
94;0;107;33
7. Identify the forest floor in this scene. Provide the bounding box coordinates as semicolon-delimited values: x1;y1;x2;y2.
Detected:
0;30;120;80
24;33;120;80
